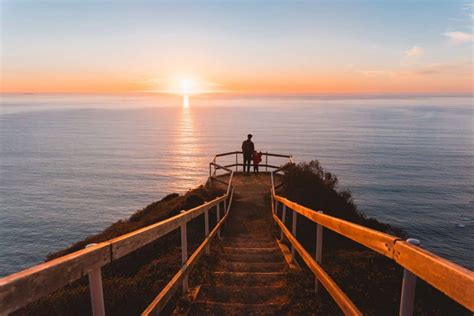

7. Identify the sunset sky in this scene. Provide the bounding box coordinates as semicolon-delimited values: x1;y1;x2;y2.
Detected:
1;0;473;94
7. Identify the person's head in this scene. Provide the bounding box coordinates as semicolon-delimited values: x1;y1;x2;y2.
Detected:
247;134;253;140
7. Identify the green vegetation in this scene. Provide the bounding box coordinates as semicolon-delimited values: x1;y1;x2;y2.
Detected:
280;161;469;315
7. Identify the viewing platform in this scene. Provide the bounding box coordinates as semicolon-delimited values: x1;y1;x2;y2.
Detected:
0;152;473;315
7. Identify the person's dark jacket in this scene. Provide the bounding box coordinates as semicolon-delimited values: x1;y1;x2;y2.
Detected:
242;140;255;158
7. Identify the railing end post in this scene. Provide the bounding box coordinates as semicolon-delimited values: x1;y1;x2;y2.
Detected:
85;244;105;316
315;211;324;294
180;215;189;293
399;238;421;316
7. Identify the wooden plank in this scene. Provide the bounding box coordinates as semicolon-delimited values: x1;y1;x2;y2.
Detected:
273;214;362;315
223;164;237;169
263;153;292;158
275;182;284;189
210;176;229;186
274;195;398;258
210;163;233;173
224;163;281;170
215;151;291;160
142;199;231;315
393;241;474;311
259;164;281;169
111;197;225;260
215;151;239;157
0;243;111;315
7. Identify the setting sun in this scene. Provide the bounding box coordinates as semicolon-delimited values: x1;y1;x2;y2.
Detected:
180;79;194;95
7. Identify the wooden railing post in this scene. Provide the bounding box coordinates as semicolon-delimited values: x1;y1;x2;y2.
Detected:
315;211;323;293
85;244;105;316
291;209;297;261
266;152;268;172
217;203;221;239
274;200;279;215
204;209;210;255
280;204;287;241
180;215;188;293
399;238;420;316
235;152;238;171
223;198;228;228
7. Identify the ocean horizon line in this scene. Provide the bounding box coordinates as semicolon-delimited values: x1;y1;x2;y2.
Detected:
0;91;472;100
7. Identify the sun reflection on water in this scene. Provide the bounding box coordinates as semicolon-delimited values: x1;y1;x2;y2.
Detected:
173;105;204;188
183;95;189;108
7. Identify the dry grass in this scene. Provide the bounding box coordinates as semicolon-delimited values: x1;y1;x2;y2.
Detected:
16;185;224;316
280;161;470;315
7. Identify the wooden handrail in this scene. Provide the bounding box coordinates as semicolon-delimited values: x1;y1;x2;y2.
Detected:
272;192;474;312
215;151;239;157
142;187;234;315
222;163;283;169
0;242;111;314
273;213;362;315
0;180;234;315
393;240;474;310
209;162;233;173
215;151;292;159
273;195;399;257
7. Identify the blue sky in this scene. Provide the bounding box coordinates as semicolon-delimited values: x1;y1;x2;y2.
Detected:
1;0;472;94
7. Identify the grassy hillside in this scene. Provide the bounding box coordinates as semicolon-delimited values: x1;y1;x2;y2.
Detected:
16;185;224;316
279;161;469;315
13;161;470;315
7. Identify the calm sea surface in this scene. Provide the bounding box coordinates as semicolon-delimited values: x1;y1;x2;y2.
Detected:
0;94;472;276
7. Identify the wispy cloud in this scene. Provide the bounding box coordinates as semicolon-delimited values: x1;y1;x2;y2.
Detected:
403;61;473;77
358;61;472;79
404;46;424;57
443;31;474;44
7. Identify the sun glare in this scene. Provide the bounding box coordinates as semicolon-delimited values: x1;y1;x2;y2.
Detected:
180;79;194;95
180;78;194;108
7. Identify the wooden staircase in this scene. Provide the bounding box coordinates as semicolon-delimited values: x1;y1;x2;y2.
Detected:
3;153;473;316
171;173;292;315
189;236;290;314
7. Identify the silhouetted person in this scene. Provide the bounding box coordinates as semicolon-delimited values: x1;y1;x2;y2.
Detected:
253;150;262;173
241;134;254;175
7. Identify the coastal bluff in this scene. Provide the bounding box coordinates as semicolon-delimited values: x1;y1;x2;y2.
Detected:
1;153;472;315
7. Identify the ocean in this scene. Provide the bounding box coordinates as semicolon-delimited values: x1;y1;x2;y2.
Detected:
0;94;472;276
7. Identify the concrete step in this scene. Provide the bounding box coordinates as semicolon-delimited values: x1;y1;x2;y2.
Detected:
216;261;288;273
197;285;288;304
209;271;287;287
190;301;289;315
